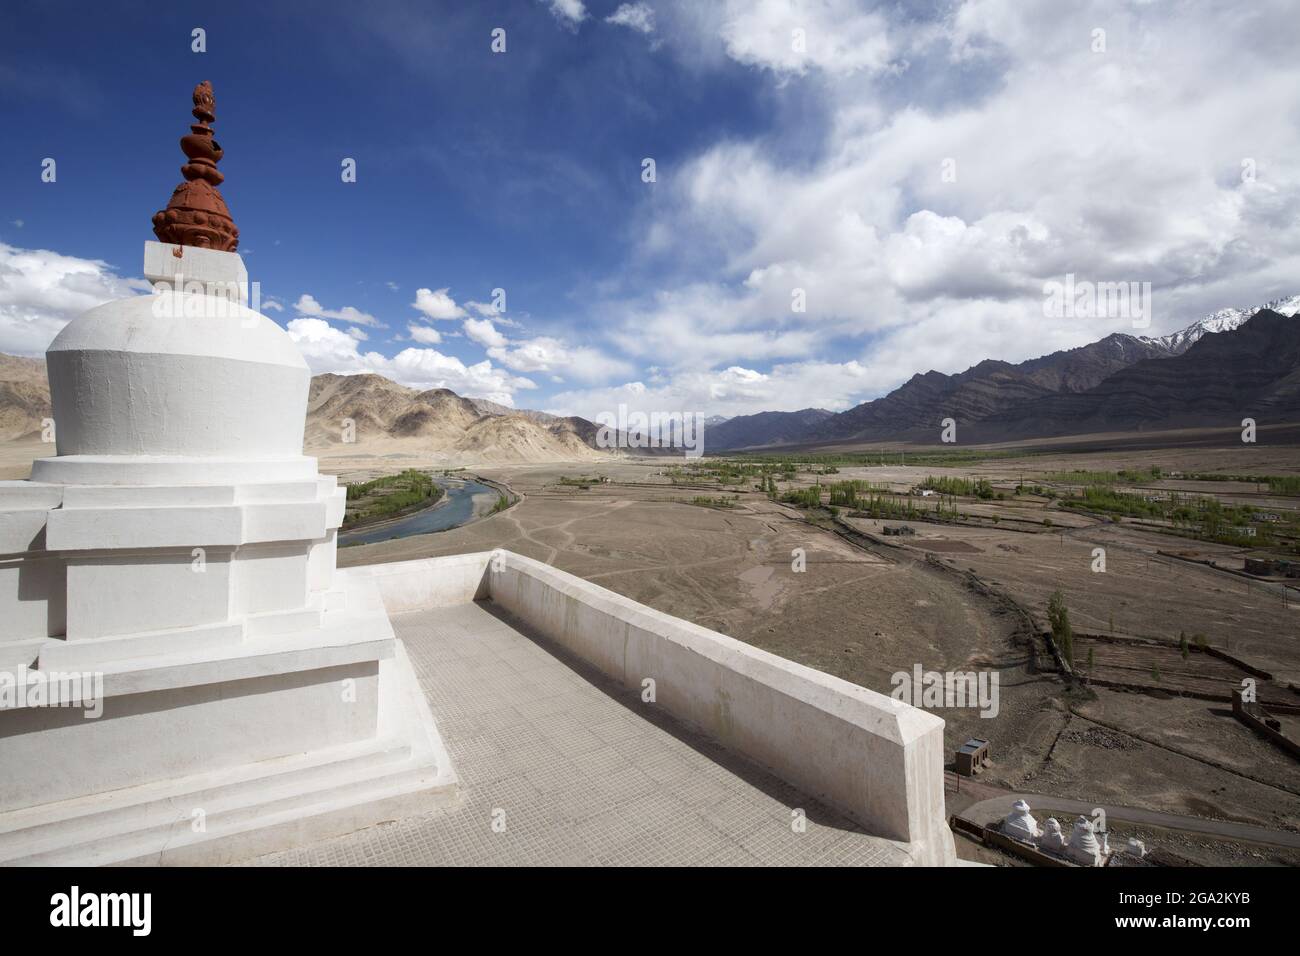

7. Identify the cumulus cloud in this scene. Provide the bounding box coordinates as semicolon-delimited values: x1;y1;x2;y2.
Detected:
293;293;383;328
407;322;442;345
463;317;508;349
286;317;534;405
720;0;894;78
607;3;655;35
460;314;634;383
0;243;148;355
411;286;467;321
465;300;502;318
540;0;586;28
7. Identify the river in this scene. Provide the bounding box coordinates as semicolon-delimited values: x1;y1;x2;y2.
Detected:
338;477;499;546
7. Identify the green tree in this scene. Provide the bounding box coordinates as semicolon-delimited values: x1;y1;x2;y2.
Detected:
1047;589;1074;669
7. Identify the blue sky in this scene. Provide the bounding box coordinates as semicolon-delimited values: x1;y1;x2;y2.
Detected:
3;1;1299;418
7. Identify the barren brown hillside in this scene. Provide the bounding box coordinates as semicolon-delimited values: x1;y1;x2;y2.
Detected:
302;372;612;463
0;354;51;441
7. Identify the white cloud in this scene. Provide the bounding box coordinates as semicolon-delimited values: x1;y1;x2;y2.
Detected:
293;293;383;328
0;243;148;356
547;358;873;420
607;3;655;34
540;0;586;28
489;337;570;373
720;0;894;78
411;286;467;321
283;318;367;369
499;337;632;382
407;322;443;345
491;333;634;383
463;317;508;349
460;312;633;384
286;317;535;405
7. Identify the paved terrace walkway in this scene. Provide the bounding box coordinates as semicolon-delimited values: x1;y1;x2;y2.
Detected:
250;601;909;866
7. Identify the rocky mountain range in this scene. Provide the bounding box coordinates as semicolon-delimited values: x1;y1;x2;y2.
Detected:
969;308;1300;440
304;373;610;463
466;396;559;425
706;295;1300;449
703;408;834;451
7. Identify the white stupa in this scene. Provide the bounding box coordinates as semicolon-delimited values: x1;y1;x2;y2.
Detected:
1040;816;1067;852
1001;799;1042;843
1066;815;1106;866
0;84;452;864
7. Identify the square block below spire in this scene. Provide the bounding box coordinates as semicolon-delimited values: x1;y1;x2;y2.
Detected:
143;240;247;303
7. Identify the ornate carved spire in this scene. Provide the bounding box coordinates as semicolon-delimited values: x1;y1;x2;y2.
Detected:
151;81;240;252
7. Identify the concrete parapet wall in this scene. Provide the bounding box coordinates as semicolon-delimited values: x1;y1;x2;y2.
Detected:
353;552;493;614
353;550;955;865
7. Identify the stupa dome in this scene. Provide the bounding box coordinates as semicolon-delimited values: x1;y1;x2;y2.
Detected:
45;290;308;462
34;82;307;485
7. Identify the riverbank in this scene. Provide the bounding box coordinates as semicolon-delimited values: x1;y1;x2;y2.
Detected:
338;475;504;547
342;473;447;534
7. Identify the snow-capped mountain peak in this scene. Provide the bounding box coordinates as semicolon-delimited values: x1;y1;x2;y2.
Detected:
1139;294;1300;353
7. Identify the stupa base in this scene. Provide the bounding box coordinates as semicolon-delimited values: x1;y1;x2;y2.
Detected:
0;572;458;867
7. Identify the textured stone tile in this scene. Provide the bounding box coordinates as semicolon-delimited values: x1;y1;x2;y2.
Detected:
245;601;909;868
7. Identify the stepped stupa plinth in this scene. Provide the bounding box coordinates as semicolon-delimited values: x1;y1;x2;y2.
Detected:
0;83;452;865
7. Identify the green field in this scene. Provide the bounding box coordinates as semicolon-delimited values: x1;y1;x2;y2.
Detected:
343;470;443;528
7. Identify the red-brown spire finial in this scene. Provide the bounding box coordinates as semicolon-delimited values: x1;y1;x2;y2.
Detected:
151;81;240;252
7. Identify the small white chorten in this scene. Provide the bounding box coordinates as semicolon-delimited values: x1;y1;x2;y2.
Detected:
1041;817;1067;852
1067;815;1106;866
1002;799;1042;843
